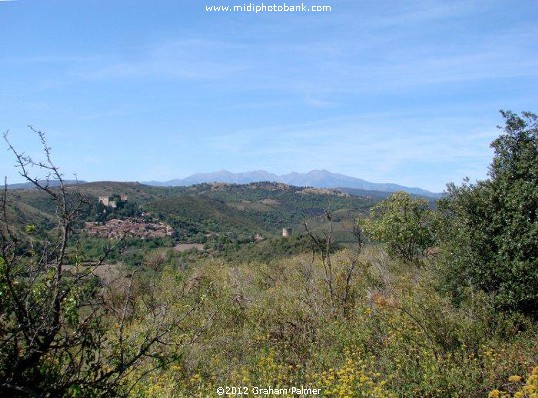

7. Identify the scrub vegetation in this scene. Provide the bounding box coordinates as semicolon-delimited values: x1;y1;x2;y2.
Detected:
1;111;536;397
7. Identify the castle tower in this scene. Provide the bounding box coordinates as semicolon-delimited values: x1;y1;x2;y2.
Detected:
98;196;110;206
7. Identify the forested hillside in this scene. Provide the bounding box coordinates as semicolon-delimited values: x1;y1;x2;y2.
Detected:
10;180;378;243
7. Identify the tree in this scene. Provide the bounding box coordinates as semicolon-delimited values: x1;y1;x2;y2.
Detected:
0;128;199;396
438;111;537;318
303;210;363;319
358;191;436;263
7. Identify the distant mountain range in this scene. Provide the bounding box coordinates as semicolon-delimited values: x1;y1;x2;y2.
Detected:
145;169;441;198
6;170;440;198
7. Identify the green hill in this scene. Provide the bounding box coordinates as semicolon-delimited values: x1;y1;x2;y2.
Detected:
149;182;378;241
6;181;380;244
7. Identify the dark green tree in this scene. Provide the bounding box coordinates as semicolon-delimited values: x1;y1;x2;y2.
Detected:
438;111;537;318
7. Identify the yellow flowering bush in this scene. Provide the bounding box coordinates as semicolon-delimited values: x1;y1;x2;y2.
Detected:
488;366;538;398
308;350;394;398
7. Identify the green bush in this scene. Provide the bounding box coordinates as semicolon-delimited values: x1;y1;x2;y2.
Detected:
358;191;436;263
438;111;537;318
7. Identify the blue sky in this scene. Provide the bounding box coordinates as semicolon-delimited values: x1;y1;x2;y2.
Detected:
1;0;536;192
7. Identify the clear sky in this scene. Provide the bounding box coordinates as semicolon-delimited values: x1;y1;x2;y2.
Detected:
1;0;536;192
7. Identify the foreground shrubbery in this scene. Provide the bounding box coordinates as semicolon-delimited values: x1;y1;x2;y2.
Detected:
488;366;538;397
124;247;537;397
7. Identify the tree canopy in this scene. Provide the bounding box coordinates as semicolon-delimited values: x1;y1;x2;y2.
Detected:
358;191;436;263
438;111;537;318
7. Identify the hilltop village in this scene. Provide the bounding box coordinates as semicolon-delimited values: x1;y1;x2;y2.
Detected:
84;194;174;239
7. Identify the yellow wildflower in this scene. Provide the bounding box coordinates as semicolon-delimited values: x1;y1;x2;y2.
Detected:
488;390;501;398
509;375;522;383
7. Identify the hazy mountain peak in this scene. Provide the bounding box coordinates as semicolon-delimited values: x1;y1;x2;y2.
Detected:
144;170;440;198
